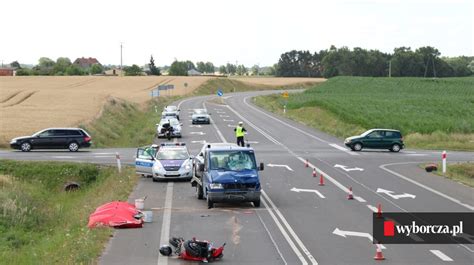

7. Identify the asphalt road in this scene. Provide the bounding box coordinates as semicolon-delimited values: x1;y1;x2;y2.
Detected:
1;91;473;265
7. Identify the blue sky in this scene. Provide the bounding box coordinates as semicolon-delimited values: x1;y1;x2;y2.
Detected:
1;0;472;66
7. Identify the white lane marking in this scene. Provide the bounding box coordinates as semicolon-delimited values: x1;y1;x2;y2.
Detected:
219;115;230;118
334;164;364;171
190;132;206;135
247;141;259;144
189;125;202;128
191;140;206;144
94;152;114;155
290;187;325;199
255;210;288;265
157;182;173;265
216;111;226;114
367;205;378;212
332;228;385;249
205;102;227;143
297;157;350;194
261;198;307;265
376;188;416;199
354;196;366;202
380;163;474;211
329;143;359;156
262;190;318;264
430;250;453;261
267;164;294;171
223;119;234;122
51;156;74;159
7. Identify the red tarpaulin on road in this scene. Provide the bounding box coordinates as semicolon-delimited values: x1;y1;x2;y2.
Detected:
88;201;143;228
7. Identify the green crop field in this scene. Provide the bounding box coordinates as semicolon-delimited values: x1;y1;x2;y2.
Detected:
256;76;474;150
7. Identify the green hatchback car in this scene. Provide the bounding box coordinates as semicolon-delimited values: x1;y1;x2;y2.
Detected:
344;129;404;152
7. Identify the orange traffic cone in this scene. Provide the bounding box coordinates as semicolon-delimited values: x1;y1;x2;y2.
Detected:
347;187;354;200
319;174;325;186
312;168;317;177
305;159;309;168
377;203;382;218
374;245;385;260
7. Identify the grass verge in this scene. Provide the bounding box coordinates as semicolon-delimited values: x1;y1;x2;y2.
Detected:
254;77;474;151
424;162;474;187
0;160;138;264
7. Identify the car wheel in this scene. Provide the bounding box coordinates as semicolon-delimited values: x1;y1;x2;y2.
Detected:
68;142;79;152
152;177;158;182
391;144;401;152
20;142;31;152
253;199;261;208
197;184;203;200
353;143;363;151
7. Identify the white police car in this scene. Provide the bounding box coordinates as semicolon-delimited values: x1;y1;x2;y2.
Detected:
135;143;193;182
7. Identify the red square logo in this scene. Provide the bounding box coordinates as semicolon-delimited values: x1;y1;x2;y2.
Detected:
384;220;395;236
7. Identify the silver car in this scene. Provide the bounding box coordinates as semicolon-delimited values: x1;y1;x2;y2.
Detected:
191;109;211;124
161;105;180;120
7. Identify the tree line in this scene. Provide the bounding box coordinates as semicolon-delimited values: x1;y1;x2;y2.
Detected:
275;46;474;78
12;57;104;76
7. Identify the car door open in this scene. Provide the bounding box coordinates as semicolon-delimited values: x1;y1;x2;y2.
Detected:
135;146;155;177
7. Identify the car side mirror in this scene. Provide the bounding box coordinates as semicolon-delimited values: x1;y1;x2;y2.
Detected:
198;164;205;171
259;163;264;171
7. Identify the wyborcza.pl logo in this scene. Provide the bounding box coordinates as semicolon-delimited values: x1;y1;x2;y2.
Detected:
373;213;473;244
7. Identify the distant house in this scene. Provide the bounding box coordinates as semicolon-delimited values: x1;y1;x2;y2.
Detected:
73;57;101;69
0;68;15;76
187;69;201;76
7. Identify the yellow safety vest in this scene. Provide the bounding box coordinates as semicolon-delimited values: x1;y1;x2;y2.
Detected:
236;126;245;137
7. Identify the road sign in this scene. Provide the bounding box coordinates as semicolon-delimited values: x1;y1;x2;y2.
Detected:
282;91;289;98
158;84;174;90
150;89;159;97
217;89;223;97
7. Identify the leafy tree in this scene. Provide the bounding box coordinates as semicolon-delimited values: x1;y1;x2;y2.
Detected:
90;64;104;75
10;61;21;69
169;61;188;76
184;60;195;71
205;62;215;73
39;57;55;68
124;64;143;76
54;57;71;74
443;56;472;77
251;65;260;75
196;62;206;73
236;65;247;75
65;65;84;75
226;63;237;75
218;65;227;75
149;55;161;75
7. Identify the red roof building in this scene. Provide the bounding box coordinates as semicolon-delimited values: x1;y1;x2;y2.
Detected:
73;57;101;68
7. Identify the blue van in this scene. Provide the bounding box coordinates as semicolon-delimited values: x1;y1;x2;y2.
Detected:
191;143;264;208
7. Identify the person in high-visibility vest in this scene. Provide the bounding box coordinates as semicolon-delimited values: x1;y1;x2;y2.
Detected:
234;121;247;147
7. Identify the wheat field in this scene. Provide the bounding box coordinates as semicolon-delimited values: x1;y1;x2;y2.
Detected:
0;76;323;145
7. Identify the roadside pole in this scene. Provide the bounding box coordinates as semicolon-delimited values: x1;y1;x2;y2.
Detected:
442;150;447;174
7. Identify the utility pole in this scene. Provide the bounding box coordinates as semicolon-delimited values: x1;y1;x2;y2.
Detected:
120;42;123;73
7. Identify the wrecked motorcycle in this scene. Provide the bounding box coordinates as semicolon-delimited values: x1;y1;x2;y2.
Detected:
160;236;225;262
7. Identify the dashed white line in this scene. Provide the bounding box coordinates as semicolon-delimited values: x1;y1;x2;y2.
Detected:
329;143;359;156
354;196;366;203
430;250;453;261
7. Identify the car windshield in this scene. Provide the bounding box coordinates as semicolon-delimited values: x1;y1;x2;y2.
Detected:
360;130;374;137
156;149;188;160
209;151;257;171
194;109;207;115
166;106;177;111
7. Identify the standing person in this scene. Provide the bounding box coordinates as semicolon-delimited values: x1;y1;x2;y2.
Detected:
234;121;247;147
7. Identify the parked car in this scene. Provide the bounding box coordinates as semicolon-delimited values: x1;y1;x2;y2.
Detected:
156;118;182;138
162;105;180;120
344;129;404;152
10;128;92;152
135;142;193;181
191;143;264;208
191;109;211;124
